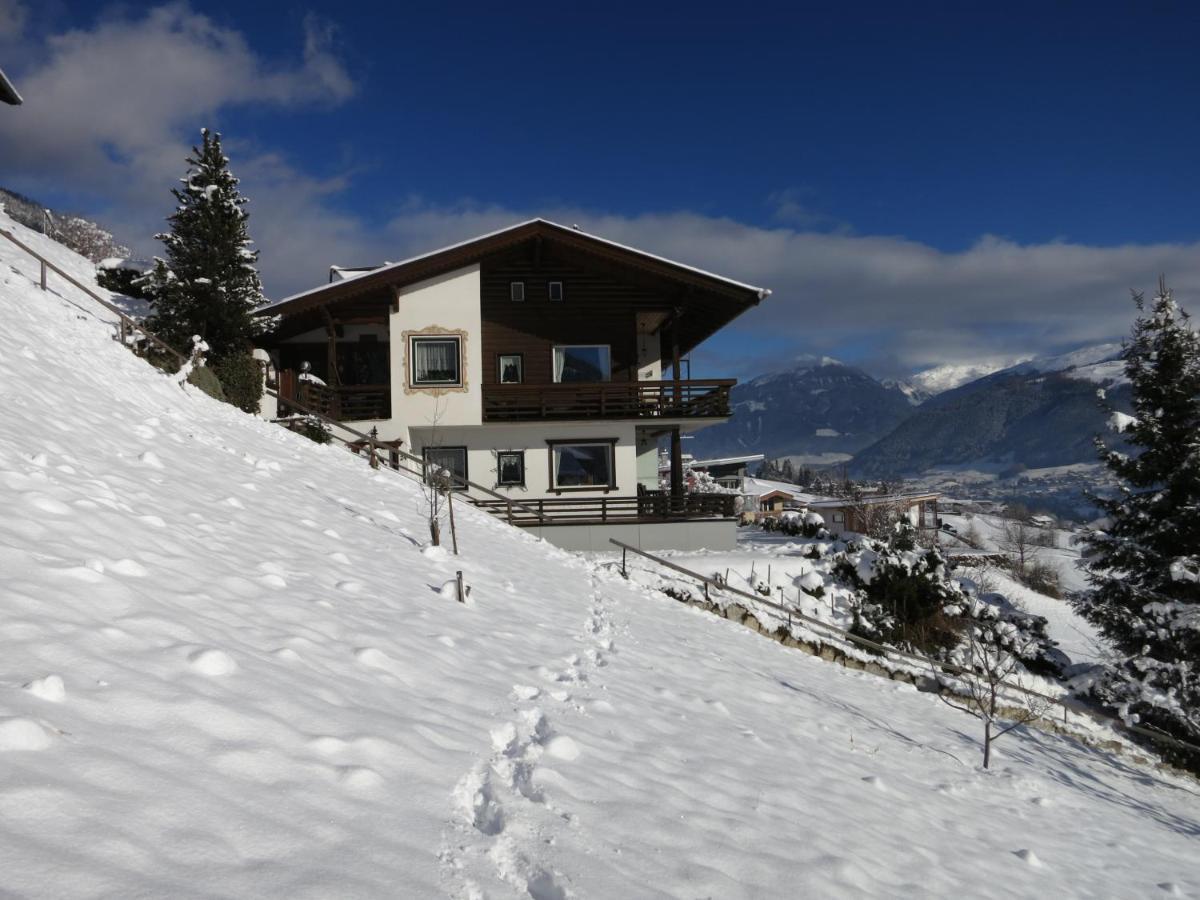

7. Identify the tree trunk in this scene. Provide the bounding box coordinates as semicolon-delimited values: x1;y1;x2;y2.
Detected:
983;721;992;769
429;517;441;547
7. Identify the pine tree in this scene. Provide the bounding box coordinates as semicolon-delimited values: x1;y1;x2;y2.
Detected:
1073;280;1200;767
144;129;265;363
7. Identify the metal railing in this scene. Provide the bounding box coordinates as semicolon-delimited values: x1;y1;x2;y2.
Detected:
483;379;735;422
0;226;186;367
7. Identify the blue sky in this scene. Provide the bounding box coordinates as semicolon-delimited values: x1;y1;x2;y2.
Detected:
3;1;1200;378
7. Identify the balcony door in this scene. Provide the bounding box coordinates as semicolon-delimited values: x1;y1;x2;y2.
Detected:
552;345;611;383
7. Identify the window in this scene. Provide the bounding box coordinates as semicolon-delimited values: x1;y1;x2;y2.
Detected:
423;446;467;490
510;281;525;302
498;353;523;384
552;345;611;383
496;451;525;487
832;511;845;524
548;281;563;302
549;440;615;490
410;335;461;387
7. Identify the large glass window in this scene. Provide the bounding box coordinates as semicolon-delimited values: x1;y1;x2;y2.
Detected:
423;446;467;490
411;336;461;386
553;345;611;383
551;441;614;489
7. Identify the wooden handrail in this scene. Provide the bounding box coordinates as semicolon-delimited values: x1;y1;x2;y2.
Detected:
0;227;187;366
484;378;737;393
265;386;550;524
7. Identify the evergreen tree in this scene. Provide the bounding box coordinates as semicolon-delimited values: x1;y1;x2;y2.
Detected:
144;129;265;363
1073;280;1200;766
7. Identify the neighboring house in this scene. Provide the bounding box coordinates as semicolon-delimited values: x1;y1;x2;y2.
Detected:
258;219;769;550
758;489;795;514
807;492;941;537
0;68;22;106
669;453;765;490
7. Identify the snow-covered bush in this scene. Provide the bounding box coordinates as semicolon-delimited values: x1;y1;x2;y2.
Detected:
186;365;225;402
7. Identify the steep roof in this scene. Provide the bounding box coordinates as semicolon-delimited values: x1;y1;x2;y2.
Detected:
258;218;770;317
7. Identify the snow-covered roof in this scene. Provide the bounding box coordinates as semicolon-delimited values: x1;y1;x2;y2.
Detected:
260;218;771;314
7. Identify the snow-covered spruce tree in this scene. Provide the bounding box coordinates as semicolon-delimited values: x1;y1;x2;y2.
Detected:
143;129;265;365
1073;280;1200;769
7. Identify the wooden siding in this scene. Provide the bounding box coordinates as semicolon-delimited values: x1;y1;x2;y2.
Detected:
480;242;678;386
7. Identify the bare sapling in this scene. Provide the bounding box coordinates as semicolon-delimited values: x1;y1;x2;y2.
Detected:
935;600;1052;768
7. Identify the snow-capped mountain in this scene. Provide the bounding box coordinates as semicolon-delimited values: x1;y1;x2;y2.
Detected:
893;360;1017;404
688;357;915;460
853;343;1130;477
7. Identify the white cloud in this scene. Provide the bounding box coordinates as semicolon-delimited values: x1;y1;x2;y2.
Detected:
2;4;1196;376
0;4;354;204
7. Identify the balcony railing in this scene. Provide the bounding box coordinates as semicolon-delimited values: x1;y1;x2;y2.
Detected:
472;491;738;526
277;370;391;422
482;379;734;422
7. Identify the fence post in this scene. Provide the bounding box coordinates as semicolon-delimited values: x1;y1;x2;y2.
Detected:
40;259;47;290
455;570;465;604
447;486;459;555
621;546;627;578
506;499;513;525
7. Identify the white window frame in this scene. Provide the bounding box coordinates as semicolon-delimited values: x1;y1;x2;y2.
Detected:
548;281;563;302
409;335;462;387
498;353;523;384
552;344;612;383
510;281;525;302
548;439;617;492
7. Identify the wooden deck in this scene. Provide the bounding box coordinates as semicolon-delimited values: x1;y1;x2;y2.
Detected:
482;379;734;422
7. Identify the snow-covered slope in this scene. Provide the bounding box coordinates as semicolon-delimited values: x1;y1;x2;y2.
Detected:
1;213;1198;898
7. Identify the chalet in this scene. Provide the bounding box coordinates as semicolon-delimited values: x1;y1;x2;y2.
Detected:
758;489;795;514
257;219;769;550
808;492;941;538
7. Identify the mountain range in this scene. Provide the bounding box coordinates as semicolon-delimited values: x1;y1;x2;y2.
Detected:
691;346;1130;476
686;358;915;461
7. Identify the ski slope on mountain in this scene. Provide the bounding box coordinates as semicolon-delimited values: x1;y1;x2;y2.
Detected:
1;213;1199;898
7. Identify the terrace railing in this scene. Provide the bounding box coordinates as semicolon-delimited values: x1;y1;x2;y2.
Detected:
277;369;390;422
472;490;737;526
482;379;734;422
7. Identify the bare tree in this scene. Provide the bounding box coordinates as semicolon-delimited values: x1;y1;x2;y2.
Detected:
936;603;1052;768
418;394;452;547
851;493;908;542
999;519;1038;576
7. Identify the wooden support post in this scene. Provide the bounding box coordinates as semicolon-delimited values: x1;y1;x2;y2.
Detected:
506;499;513;525
621;547;627;578
40;259;47;290
455;570;465;604
447;486;459;555
670;426;683;502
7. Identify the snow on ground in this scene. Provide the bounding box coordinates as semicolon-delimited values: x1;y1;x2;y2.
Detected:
2;212;1200;898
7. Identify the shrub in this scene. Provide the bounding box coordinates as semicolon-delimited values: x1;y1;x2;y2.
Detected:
213;353;263;414
296;416;332;444
1021;559;1062;598
186;365;225;402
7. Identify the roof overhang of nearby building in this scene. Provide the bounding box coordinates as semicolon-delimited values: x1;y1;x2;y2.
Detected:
0;68;23;106
257;218;770;355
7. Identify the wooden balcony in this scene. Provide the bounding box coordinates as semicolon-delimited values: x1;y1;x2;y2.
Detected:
472;490;738;526
277;371;391;422
482;379;735;422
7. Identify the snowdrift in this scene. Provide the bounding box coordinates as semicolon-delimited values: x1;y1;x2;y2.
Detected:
1;213;1198;898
